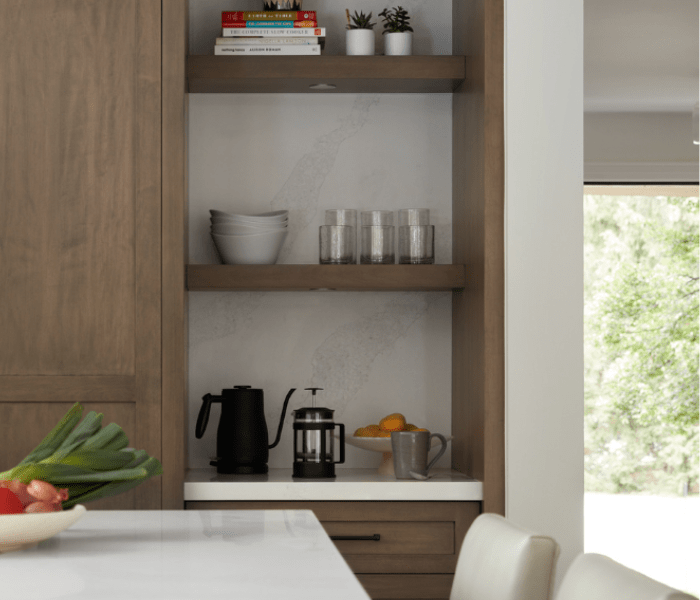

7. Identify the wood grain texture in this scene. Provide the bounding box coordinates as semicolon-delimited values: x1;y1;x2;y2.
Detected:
0;376;135;403
452;0;505;514
0;0;163;509
187;55;466;93
357;574;453;600
161;0;189;510
132;0;162;510
323;521;454;555
0;402;138;509
187;265;466;291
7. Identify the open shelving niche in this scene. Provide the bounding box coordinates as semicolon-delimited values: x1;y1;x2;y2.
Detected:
184;53;486;502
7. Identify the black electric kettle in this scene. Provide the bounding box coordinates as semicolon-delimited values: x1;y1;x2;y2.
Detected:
196;386;296;474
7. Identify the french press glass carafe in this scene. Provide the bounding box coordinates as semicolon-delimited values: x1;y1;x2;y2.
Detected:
292;388;345;478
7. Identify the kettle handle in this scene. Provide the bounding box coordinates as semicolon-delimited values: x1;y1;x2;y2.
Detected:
269;388;296;449
195;393;217;439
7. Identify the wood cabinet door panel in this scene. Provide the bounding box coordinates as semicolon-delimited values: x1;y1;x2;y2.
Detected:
0;0;162;508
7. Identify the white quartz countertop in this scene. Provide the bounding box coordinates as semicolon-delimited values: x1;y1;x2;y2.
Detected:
185;468;483;501
0;509;370;600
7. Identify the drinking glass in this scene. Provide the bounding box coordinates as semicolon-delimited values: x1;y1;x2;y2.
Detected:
398;208;430;226
398;225;435;264
361;225;395;264
361;210;394;227
319;225;355;264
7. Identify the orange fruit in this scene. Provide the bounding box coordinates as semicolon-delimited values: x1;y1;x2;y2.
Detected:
404;423;418;431
377;431;392;438
413;428;429;432
379;413;406;432
354;425;381;437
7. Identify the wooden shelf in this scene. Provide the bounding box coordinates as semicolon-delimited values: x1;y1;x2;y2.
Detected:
187;55;467;93
187;264;466;291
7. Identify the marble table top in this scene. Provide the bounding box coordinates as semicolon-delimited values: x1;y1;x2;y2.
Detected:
0;509;371;600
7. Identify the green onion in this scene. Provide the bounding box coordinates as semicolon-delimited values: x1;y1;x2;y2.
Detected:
0;403;162;508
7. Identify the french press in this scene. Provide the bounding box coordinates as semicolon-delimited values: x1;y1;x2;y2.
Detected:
292;388;345;478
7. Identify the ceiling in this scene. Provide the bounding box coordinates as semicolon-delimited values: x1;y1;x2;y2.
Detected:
584;0;699;112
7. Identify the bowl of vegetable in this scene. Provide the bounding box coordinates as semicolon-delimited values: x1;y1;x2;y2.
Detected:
0;480;86;553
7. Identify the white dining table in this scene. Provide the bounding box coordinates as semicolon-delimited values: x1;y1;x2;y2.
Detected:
0;509;371;600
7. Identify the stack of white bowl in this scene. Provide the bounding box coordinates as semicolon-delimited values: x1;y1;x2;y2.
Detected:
210;209;288;265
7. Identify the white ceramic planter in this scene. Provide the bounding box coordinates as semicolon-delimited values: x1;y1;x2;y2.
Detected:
346;29;375;56
384;31;412;56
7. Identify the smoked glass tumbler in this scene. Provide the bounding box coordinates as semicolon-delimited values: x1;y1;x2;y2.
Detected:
398;225;435;264
361;210;394;227
361;225;395;264
398;208;430;226
320;225;355;264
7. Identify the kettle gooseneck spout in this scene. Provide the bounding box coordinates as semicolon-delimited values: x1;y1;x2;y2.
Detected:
269;388;296;449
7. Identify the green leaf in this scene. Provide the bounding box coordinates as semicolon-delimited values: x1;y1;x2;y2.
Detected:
15;403;83;466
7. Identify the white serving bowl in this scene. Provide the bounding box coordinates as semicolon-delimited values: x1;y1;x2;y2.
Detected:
210;209;288;223
0;504;86;554
211;230;287;265
211;222;287;235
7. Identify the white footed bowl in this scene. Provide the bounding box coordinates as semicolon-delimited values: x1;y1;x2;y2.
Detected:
210;209;288;223
0;505;86;553
212;230;287;265
211;222;287;235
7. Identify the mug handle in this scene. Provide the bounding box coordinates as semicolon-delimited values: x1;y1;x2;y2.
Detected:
426;433;448;473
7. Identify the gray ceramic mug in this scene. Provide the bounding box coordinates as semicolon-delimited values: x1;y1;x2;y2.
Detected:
391;431;447;480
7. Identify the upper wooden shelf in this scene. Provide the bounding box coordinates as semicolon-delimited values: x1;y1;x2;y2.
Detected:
187;55;467;93
187;264;466;291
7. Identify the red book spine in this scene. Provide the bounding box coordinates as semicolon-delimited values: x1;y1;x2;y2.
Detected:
222;11;317;22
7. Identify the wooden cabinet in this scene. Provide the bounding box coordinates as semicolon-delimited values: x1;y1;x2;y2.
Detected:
0;0;188;509
186;500;480;600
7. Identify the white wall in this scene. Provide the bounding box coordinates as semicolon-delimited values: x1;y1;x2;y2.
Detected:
504;0;585;585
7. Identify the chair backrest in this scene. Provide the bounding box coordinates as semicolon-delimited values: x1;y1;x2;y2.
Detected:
450;513;560;600
555;553;698;600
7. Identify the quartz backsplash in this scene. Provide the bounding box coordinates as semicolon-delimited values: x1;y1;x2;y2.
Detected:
187;0;454;471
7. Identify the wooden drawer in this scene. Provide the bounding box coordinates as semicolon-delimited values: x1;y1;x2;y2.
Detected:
324;520;454;555
186;500;479;600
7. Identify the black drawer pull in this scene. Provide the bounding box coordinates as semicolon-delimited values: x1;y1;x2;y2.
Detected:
330;534;381;542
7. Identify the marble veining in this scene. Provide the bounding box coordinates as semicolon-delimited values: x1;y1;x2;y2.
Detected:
272;95;380;263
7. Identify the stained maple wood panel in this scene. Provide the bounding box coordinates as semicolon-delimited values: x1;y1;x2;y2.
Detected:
452;0;505;514
187;264;467;292
161;0;189;509
187;55;466;94
0;0;162;509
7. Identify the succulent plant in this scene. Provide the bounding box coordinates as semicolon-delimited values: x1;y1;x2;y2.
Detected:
378;6;413;34
263;0;302;10
345;9;376;30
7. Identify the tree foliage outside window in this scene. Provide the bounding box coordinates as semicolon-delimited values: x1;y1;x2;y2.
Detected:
584;194;699;495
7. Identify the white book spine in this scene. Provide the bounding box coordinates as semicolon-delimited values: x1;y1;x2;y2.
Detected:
214;44;321;55
222;27;325;37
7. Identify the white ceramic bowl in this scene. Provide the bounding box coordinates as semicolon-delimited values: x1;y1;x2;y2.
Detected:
211;222;287;235
0;505;86;554
212;230;287;265
210;209;288;223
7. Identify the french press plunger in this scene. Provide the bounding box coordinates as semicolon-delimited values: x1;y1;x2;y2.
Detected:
292;388;345;478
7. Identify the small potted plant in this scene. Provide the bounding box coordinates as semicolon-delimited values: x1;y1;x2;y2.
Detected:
379;6;413;55
345;9;376;56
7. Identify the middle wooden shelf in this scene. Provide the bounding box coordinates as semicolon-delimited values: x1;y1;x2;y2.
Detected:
187;264;467;291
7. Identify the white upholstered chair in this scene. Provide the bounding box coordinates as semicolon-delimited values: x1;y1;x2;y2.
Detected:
555;553;698;600
450;513;560;600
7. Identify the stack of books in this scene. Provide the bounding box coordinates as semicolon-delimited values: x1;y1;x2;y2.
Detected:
215;10;326;56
